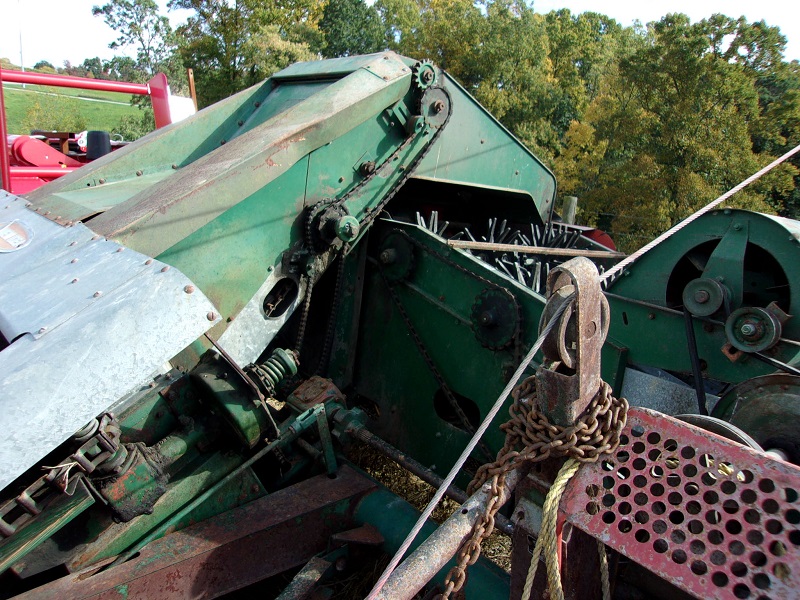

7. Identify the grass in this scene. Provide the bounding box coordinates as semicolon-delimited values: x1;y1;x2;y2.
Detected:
2;82;142;134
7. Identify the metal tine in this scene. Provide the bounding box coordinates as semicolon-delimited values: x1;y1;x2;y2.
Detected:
568;231;581;248
532;262;541;292
514;262;526;285
416;211;426;229
438;221;449;236
520;233;532;245
431;211;438;234
496;219;508;242
464;227;477;242
450;230;464;240
495;259;514;278
488;218;496;243
532;224;541;246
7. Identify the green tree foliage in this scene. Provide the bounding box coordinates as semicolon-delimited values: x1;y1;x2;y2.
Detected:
92;0;176;77
319;0;385;58
562;14;798;250
170;0;322;106
80;0;800;247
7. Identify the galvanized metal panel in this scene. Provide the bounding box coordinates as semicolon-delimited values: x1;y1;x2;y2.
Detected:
0;192;219;492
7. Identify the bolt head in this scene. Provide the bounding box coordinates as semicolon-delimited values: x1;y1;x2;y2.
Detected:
184;285;195;294
207;311;216;321
161;266;170;273
694;290;710;303
740;322;758;337
93;291;103;298
433;99;445;113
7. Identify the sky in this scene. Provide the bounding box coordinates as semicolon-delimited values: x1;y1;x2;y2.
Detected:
0;0;798;70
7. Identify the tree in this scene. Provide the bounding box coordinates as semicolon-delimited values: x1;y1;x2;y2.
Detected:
319;0;385;58
33;60;56;72
92;0;176;77
170;0;320;106
563;14;796;250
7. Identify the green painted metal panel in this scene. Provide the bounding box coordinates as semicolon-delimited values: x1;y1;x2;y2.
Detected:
414;73;556;224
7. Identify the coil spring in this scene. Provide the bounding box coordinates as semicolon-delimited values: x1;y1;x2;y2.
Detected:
246;348;299;397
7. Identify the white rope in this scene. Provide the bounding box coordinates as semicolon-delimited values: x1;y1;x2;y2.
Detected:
601;142;800;283
365;297;572;600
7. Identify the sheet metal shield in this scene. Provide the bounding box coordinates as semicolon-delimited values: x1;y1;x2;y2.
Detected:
562;407;800;600
0;192;219;491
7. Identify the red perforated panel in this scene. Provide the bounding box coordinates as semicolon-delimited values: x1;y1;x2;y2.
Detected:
562;408;800;600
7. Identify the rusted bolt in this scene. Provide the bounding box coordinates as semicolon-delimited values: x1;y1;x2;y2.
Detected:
184;285;195;294
116;247;124;253
149;381;157;388
207;311;216;321
220;139;226;145
136;170;143;176
99;178;106;184
92;235;101;240
360;161;376;176
44;211;51;216
93;291;103;298
172;164;178;169
161;266;170;272
740;322;758;337
694;290;710;303
238;120;243;126
69;241;77;246
71;278;79;284
254;101;261;108
379;248;397;265
145;259;153;265
71;258;78;264
433;99;445;113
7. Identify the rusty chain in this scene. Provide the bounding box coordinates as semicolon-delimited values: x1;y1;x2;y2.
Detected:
0;413;126;540
440;379;628;598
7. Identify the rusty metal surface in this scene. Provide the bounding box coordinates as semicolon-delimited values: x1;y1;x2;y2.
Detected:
536;257;607;426
374;467;523;600
288;376;346;409
17;466;376;600
562;407;800;600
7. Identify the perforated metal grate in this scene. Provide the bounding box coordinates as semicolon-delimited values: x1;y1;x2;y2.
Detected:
562;408;800;600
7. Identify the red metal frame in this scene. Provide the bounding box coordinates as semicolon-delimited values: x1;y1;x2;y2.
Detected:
561;408;800;600
1;68;174;192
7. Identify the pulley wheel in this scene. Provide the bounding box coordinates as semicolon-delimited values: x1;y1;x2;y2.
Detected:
712;373;800;465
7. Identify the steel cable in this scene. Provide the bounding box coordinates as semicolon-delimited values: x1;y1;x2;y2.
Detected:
365;294;575;600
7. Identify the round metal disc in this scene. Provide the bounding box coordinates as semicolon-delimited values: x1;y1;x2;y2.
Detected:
378;231;415;283
712;373;800;464
470;288;520;350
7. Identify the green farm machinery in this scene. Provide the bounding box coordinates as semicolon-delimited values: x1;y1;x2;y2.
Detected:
1;52;799;599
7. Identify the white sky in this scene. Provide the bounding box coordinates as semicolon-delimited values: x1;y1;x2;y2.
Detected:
0;0;798;69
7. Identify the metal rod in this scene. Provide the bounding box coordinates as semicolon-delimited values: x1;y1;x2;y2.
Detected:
0;69;11;191
367;294;575;599
1;69;150;95
373;468;524;600
353;427;514;536
448;239;625;258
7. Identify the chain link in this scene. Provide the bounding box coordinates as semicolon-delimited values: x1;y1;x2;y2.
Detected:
0;413;125;540
441;380;628;598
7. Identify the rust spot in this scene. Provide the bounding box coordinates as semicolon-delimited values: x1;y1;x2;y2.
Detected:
266;158;276;167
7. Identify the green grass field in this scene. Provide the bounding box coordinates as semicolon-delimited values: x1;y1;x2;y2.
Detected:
2;82;142;134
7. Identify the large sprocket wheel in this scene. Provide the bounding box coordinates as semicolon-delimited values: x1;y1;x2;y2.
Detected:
470;288;520;350
411;59;438;90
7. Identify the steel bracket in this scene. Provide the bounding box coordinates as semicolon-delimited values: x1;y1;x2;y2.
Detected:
535;257;608;425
